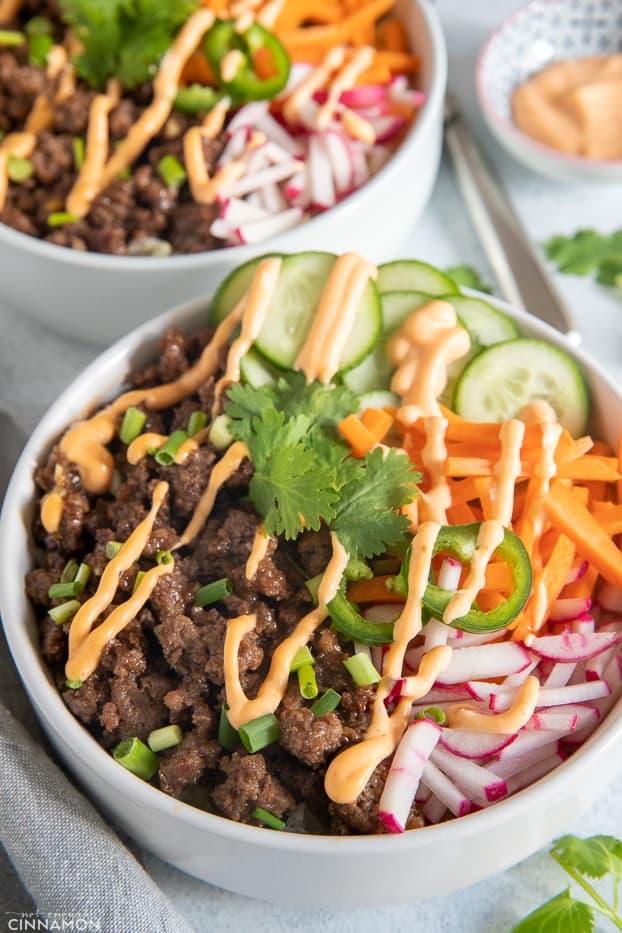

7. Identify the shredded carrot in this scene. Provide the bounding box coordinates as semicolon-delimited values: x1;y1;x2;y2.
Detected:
180;51;217;88
347;575;405;604
338;414;376;458
376;18;409;53
511;533;575;640
360;407;393;442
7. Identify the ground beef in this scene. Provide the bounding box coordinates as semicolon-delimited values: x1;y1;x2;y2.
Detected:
331;761;424;835
26;325;423;836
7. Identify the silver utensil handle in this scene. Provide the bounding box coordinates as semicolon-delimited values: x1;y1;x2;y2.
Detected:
444;96;580;343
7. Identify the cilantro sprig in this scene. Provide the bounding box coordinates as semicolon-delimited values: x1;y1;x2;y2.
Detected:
545;229;622;293
59;0;198;89
224;374;420;557
445;264;493;294
512;834;622;932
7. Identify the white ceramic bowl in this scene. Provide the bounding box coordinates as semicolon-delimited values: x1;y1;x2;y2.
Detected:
0;0;446;347
1;284;621;908
476;0;622;183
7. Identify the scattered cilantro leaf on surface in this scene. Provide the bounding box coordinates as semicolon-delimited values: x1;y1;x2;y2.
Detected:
60;0;198;89
552;835;622;881
445;264;493;294
330;447;420;561
512;835;622;933
544;229;622;291
512;888;594;933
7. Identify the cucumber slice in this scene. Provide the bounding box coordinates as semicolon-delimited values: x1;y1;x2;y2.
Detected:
211;253;281;324
342;342;392;394
359;390;400;410
453;338;589;436
212;251;381;373
442;294;519;346
239;347;279;388
376;260;458;296
381;290;432;333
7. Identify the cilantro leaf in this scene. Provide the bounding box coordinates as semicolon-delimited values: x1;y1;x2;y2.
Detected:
552;835;622;881
330;447;420;560
272;372;359;429
250;445;338;540
445;264;493;294
60;0;198;89
544;228;622;291
511;888;594;933
225;381;276;445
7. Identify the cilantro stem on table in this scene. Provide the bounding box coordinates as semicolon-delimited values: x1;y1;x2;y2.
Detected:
511;834;622;933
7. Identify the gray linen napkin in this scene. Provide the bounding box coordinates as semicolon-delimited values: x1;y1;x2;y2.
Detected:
0;409;196;933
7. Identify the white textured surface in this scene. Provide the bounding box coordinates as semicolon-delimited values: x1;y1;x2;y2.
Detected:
1;0;622;928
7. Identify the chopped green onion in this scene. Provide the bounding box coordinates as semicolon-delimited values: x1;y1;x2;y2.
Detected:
195;577;232;607
25;16;52;36
290;645;314;672
7;155;33;182
154;430;188;465
28;32;53;67
65;678;83;690
47;212;78;227
208;413;233;451
119;406;146;445
72;136;85;170
413;706;447;725
147;724;183;753
156;549;174;565
49;599;81;625
157;154;187;188
217;704;239;750
239;713;279;753
343;652;381;686
113;736;159;781
0;30;25;46
105;540;122;560
297;663;318;700
305;574;322;605
74;562;91;589
187;410;207;436
133;570;145;593
252;806;285;831
311;688;341;717
60;559;79;583
48;580;82;599
116;167;132;181
174;84;220;113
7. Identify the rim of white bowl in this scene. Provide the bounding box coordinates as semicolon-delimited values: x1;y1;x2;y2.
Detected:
0;0;447;273
475;0;622;172
1;288;621;856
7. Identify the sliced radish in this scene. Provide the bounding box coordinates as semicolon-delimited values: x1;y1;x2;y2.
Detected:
383;677;405;708
254;113;303;156
436;642;531;685
348;143;369;188
320;131;352;194
424;619;452;651
529;631;622;662
378;719;441;833
364;604;401;623
542;661;577;688
565;559;588;586
439;728;517;760
526;710;579;733
368;144;392;174
226;101;269;136
503;657;540;687
505;751;566;795
421;761;472;817
597;582;622;613
549;597;592;622
430;746;507;805
414;685;473;704
229;161;304;197
217;126;250;166
421;792;447;825
308;134;336;209
220;197;269;225
340;84;389;109
570;615;596;634
258;182;287;214
491;740;563;779
448;630;503;648
368;114;406;143
235;207;303;244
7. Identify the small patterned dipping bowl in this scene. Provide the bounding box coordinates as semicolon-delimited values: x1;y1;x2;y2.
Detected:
476;0;622;182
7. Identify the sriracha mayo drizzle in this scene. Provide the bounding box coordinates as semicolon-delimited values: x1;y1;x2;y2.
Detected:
245;526;271;580
67;80;121;218
224;532;348;729
176;441;250;548
447;675;540;733
65;481;169;679
0;0;22;24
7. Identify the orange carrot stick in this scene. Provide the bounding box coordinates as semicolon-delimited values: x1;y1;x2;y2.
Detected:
348;576;405;604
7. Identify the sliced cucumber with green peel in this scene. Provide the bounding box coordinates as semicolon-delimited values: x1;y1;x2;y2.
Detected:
239;347;279;388
376;260;458;296
359;390;400;411
381;290;433;333
211;254;281;324
453;339;589;436
211;251;381;373
442;294;519;346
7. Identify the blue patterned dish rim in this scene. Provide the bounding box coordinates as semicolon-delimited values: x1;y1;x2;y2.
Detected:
476;0;622;167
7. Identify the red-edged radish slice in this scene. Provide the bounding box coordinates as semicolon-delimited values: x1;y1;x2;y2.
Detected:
503;657;540;687
565;559;588;585
235;207;303;244
421;792;448;824
430;746;507;805
220;197;269;225
348;144;369;188
505;751;566;795
308;134;336;209
218;126;250;165
439;728;517;760
529;631;622;662
368;114;406;143
229;161;303;197
542;661;577;688
255;113;304;156
491;740;563;779
421;761;472;817
437;642;531;685
320;132;352;194
413;685;473;704
226;101;269;136
525;703;599;733
570;616;595;634
340;84;389;109
378;719;442;833
448;630;503;648
549;597;592;622
597;581;622;613
258;182;287;214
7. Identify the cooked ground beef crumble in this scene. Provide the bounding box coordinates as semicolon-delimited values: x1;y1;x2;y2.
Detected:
26;325;424;834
